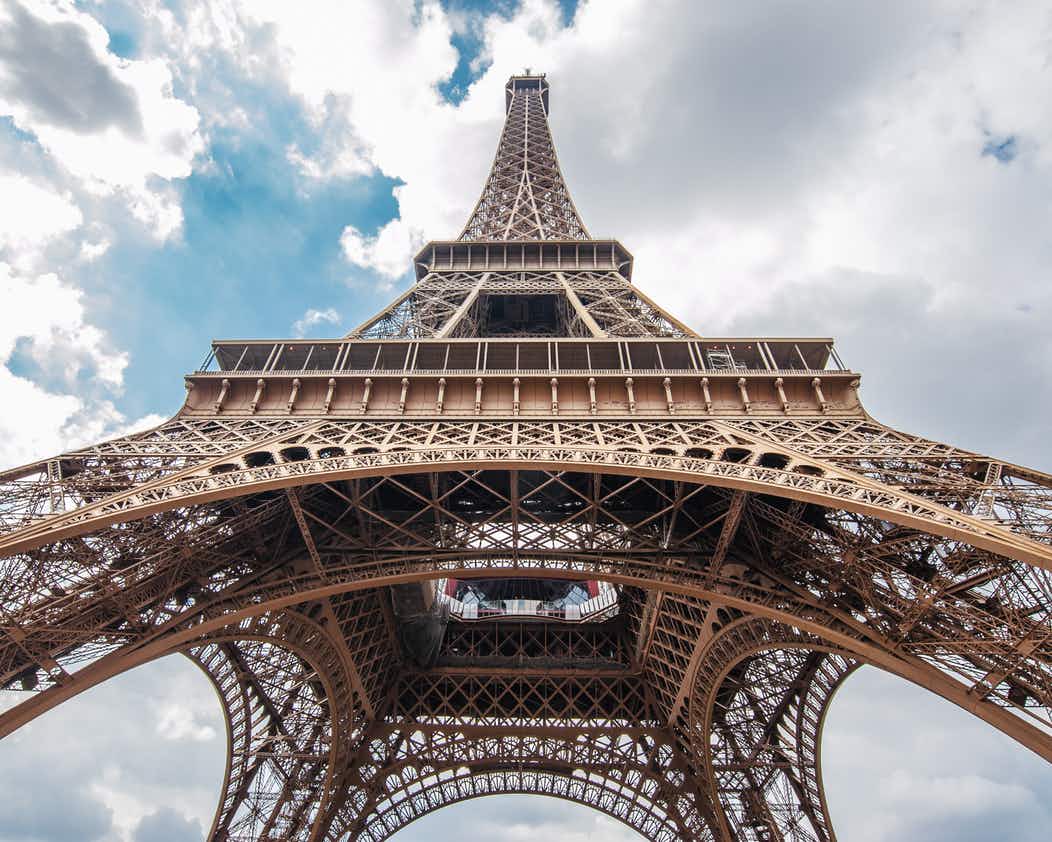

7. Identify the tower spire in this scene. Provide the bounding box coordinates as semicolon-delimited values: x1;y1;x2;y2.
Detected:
460;74;589;241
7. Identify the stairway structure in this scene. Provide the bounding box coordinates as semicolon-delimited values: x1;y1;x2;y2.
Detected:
1;74;1050;841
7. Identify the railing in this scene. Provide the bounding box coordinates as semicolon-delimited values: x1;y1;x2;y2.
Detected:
195;338;847;376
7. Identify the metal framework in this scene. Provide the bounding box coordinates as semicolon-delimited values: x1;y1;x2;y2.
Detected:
1;73;1050;841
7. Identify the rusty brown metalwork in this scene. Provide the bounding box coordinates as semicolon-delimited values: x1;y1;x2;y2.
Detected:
1;73;1050;841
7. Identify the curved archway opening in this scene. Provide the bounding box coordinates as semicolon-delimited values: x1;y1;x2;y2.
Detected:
822;666;1052;841
388;793;644;841
0;653;225;841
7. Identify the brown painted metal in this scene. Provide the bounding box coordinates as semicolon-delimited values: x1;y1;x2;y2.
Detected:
1;72;1051;842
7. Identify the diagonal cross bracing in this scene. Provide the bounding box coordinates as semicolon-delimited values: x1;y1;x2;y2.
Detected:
0;70;1051;842
460;76;589;242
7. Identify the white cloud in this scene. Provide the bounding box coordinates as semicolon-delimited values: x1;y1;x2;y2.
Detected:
292;306;341;336
0;0;203;240
341;219;425;281
0;265;127;387
0;171;82;269
0;263;160;468
153;0;495;278
823;668;1051;842
79;237;111;262
0;655;224;842
155;703;218;743
0;367;82;470
286;140;372;182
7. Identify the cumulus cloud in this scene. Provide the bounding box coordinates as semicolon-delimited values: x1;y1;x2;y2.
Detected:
341;221;425;282
286;137;372;182
133;808;204;842
0;263;161;468
0;0;203;240
879;769;1033;816
823;668;1052;842
155;703;218;743
147;0;495;279
0;171;83;269
292;306;341;337
0;1;143;135
0;267;127;386
0;656;224;842
79;237;112;262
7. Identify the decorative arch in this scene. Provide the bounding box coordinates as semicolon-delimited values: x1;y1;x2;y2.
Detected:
687;617;859;841
4;437;1047;568
327;727;711;841
1;430;1050;840
186;609;367;842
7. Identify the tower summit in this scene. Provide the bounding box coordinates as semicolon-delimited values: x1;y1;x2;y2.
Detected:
1;75;1050;842
460;73;587;241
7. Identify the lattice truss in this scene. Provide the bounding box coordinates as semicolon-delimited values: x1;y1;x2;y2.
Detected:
349;274;479;339
346;74;687;341
1;410;1051;840
570;270;688;337
349;269;688;339
459;78;588;241
3;72;1052;842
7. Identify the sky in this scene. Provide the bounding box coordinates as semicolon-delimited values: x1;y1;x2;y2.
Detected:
0;0;1050;839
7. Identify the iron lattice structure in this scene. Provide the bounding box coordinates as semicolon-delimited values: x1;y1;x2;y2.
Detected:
2;74;1051;841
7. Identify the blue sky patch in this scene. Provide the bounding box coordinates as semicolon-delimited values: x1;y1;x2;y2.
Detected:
73;72;406;416
982;134;1017;163
437;0;578;102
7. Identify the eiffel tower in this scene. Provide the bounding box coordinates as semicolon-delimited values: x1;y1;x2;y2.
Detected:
1;73;1050;842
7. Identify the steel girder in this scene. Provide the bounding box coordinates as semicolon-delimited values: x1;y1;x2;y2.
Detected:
459;78;588;242
3;70;1052;842
1;424;1051;840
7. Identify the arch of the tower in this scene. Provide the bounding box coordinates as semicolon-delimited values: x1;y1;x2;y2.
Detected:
1;445;1051;841
185;610;369;842
3;416;1050;565
685;617;859;842
323;726;710;841
180;605;855;842
344;771;684;842
2;453;1050;730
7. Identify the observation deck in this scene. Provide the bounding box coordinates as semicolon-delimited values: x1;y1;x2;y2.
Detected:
184;334;858;418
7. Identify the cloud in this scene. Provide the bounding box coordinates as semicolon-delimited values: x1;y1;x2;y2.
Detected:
292;306;341;337
0;0;203;240
341;221;424;281
879;769;1033;816
0;171;83;269
0;1;143;136
133;808;203;842
0;655;224;842
155;703;218;742
0;264;127;387
720;266;1052;468
823;668;1052;842
152;0;493;279
79;237;111;262
0;263;162;468
0;754;114;842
